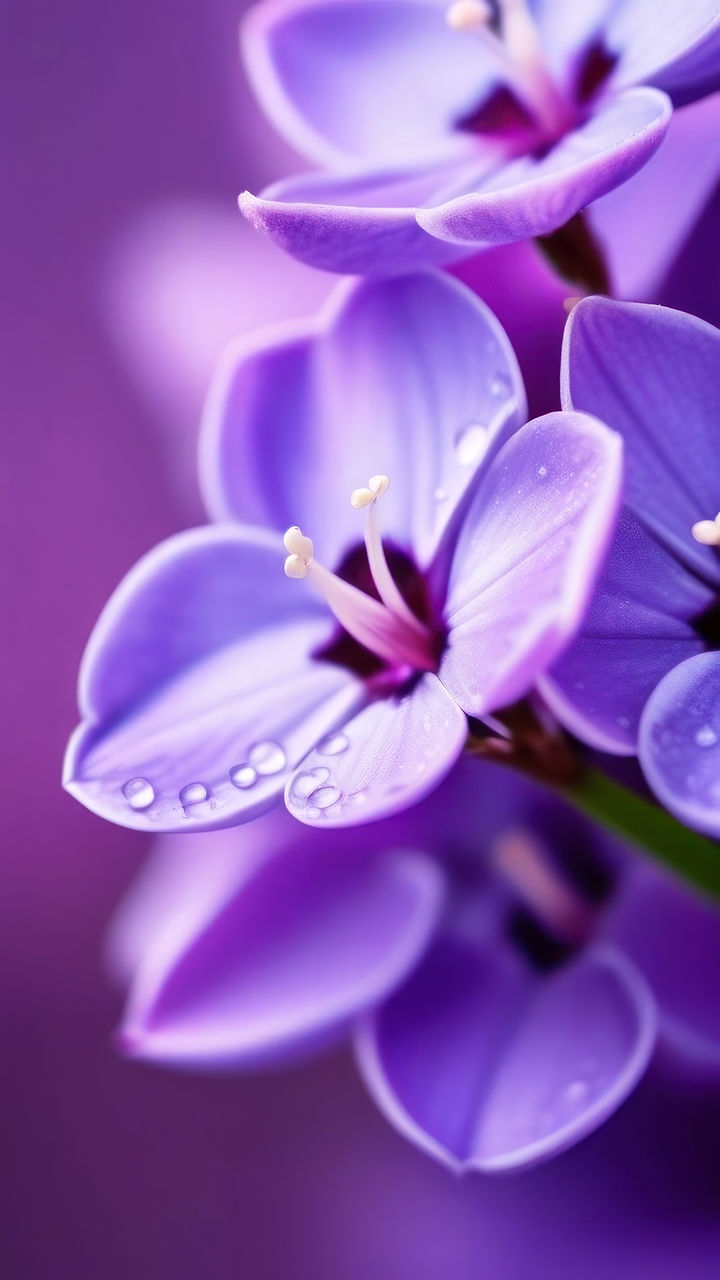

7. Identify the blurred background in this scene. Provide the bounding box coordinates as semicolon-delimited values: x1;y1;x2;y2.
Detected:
4;2;720;1275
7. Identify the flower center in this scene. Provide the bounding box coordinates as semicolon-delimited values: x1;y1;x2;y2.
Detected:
692;513;720;547
446;0;573;138
284;474;439;676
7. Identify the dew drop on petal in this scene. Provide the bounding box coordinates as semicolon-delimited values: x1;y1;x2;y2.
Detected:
694;725;717;748
489;372;511;397
318;732;349;757
289;768;330;802
179;782;208;806
308;785;342;810
248;740;286;775
563;1079;589;1107
454;423;487;467
122;777;155;811
230;764;257;790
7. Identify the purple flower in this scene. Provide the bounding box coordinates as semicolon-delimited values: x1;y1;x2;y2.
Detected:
64;272;621;833
238;0;720;277
542;296;720;837
109;759;720;1173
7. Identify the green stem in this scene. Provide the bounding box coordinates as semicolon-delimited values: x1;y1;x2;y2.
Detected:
556;766;720;902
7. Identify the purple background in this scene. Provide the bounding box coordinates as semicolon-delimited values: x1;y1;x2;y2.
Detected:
4;2;720;1275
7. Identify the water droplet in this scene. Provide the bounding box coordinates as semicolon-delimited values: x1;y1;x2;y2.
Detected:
694;725;717;748
454;423;487;467
433;486;448;503
318;732;349;757
308;785;342;810
489;372;511;397
123;777;155;811
230;764;257;789
248;740;286;775
290;768;330;802
564;1079;589;1106
179;782;208;807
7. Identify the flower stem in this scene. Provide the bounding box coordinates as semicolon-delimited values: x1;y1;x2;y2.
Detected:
535;212;611;294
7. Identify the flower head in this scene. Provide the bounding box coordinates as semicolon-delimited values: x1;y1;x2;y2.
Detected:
542;295;720;836
64;272;621;833
239;0;720;277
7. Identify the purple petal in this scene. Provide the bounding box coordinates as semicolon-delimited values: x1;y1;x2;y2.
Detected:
541;510;709;754
202;273;525;569
605;0;720;105
121;831;444;1068
439;411;623;717
284;674;468;828
64;527;361;832
242;0;503;166
357;933;656;1173
562;295;720;587
639;651;720;837
606;862;720;1068
416;88;671;246
589;94;720;298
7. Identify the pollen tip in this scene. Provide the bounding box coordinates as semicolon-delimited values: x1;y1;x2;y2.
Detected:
563;295;583;314
691;519;720;546
350;487;375;510
284;553;308;579
446;0;491;30
368;474;390;498
283;525;314;560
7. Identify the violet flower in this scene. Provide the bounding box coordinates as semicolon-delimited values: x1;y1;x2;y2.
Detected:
110;759;720;1173
64;272;621;833
239;0;720;276
542;296;720;837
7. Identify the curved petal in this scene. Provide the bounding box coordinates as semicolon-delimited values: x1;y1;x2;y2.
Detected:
202;273;526;570
439;411;623;717
589;93;720;299
639;651;720;837
606;862;720;1068
541;510;710;755
284;674;468;827
416;88;671;246
357;933;656;1173
562;295;720;587
64;527;362;832
242;0;505;167
604;0;720;105
121;836;445;1068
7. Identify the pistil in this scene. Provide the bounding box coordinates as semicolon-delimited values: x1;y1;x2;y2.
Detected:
493;827;594;945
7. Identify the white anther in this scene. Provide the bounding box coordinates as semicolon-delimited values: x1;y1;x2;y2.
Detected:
284;554;309;579
692;518;720;547
368;474;390;499
350;487;376;510
446;0;491;30
283;526;314;561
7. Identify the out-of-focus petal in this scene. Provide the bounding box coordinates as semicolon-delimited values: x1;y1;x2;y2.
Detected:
541;511;709;754
202;273;525;569
64;527;361;832
284;674;468;827
639;651;720;837
439;412;622;717
605;0;720;104
357;932;656;1173
562;296;720;587
242;0;504;166
416;89;671;246
121;836;444;1068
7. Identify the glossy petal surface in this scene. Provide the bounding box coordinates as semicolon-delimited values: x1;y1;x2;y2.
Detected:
639;651;720;837
439;412;622;716
605;0;720;103
285;674;468;827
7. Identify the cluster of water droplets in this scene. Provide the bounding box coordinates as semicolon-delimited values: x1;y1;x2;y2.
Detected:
122;738;291;815
287;731;352;818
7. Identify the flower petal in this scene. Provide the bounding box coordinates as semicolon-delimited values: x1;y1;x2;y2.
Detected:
439;411;622;717
639;651;720;837
562;295;720;587
64;527;361;832
242;0;504;166
541;510;710;754
202;273;526;569
284;674;468;827
121;829;444;1068
605;0;720;105
416;88;671;246
357;934;656;1173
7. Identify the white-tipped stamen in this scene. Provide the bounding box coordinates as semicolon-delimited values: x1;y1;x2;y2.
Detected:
350;474;431;640
692;516;720;547
284;554;309;579
493;828;594;946
350;487;376;510
446;0;491;30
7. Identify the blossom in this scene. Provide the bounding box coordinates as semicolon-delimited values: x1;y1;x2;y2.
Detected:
109;759;720;1173
63;271;621;833
542;296;720;837
239;0;720;277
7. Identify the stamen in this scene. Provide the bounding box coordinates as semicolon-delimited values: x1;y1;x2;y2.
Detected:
446;0;492;30
283;525;436;673
493;828;594;945
350;474;430;641
692;515;720;547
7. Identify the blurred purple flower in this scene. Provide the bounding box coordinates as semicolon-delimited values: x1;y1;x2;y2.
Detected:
543;297;720;836
110;759;720;1173
64;272;621;834
239;0;720;276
